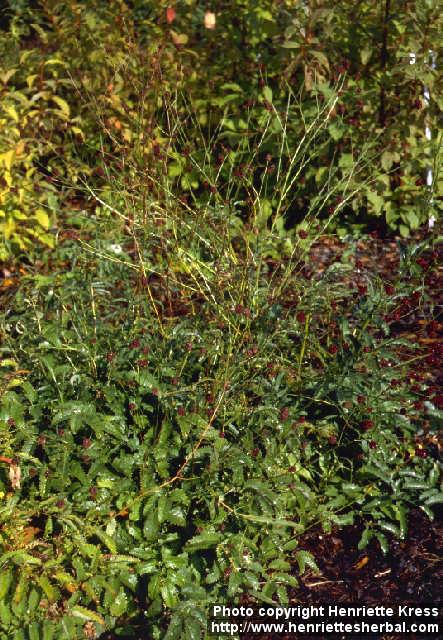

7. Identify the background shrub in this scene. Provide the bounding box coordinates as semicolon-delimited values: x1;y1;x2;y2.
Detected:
1;0;442;260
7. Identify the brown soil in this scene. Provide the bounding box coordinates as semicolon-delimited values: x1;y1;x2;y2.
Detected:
240;509;442;639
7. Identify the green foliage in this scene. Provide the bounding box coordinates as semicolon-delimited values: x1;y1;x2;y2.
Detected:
1;171;441;636
1;0;442;259
0;1;441;637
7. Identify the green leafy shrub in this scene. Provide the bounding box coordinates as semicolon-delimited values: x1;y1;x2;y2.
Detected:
0;0;172;260
1;108;441;637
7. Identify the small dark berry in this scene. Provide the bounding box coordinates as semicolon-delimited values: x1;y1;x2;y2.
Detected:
328;344;338;354
82;438;91;449
296;311;306;323
416;257;429;270
298;229;308;239
128;402;136;411
432;394;443;409
177;406;185;417
384;284;395;295
279;407;290;421
369;440;377;449
129;339;140;349
89;486;97;498
361;420;374;431
328;435;338;445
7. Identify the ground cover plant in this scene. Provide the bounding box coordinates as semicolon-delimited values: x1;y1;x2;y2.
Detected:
0;1;442;639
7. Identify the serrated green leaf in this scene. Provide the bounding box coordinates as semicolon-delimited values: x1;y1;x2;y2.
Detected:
378;521;400;536
90;527;117;554
295;550;319;575
358;528;373;550
394;504;408;539
227;571;242;597
37;576;59;603
110;590;128;617
71;605;105;625
375;532;389;555
161;581;178;608
425;493;443;506
185;532;223;552
0;570;13;600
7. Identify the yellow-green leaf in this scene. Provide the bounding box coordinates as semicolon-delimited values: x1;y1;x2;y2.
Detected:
4;105;19;123
51;96;70;119
1;150;14;171
0;69;17;85
35;209;50;230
